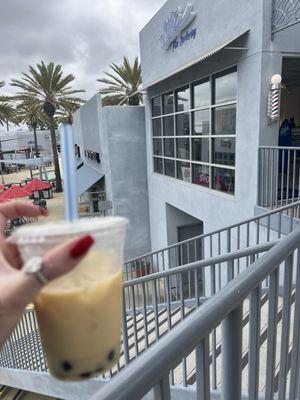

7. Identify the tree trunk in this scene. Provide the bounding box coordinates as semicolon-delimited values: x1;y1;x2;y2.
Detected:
33;123;39;158
48;115;62;192
129;95;140;106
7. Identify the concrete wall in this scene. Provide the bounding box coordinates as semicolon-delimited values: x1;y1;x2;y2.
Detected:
140;0;265;257
73;96;151;260
140;0;300;262
140;0;262;87
102;106;151;260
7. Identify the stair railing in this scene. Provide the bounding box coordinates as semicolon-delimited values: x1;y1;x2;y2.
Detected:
94;226;300;400
0;241;276;384
123;200;300;280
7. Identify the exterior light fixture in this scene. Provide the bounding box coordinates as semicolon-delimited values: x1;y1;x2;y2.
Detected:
268;74;282;122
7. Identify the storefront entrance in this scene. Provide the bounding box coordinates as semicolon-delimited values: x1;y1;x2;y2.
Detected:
274;58;300;205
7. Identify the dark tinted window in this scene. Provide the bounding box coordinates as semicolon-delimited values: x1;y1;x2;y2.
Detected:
164;159;175;177
177;161;191;182
153;138;163;156
192;109;209;135
193;80;210;108
163;92;174;114
164;138;174;157
152;96;161;116
212;138;235;166
212;167;235;194
176;138;190;160
192;164;210;187
153;118;162;136
163;116;174;136
176;85;190;112
213;105;236;135
192;138;209;163
214;70;237;104
154;157;163;173
176;113;190;135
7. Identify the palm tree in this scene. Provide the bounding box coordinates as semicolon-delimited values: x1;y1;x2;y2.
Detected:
16;103;46;158
11;61;85;192
97;57;142;106
0;81;15;128
55;100;81;125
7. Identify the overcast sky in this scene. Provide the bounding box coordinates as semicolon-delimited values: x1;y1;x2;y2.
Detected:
0;0;165;99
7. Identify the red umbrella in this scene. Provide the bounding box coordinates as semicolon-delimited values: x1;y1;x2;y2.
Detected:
24;179;51;193
0;185;31;200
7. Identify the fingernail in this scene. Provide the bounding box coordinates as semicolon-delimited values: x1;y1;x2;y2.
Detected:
39;206;48;216
70;235;94;258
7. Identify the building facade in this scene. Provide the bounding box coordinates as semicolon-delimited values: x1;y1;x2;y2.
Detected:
73;94;151;260
140;0;300;256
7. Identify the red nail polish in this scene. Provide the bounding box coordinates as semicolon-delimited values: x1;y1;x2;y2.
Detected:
70;235;94;258
39;207;48;216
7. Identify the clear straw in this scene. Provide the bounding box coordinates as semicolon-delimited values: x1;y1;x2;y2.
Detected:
61;123;78;222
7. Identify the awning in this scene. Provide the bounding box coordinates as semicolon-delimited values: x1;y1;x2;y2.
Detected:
0;156;52;166
76;163;104;195
142;30;249;90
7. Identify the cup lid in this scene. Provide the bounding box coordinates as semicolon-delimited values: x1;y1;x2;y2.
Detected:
11;216;128;243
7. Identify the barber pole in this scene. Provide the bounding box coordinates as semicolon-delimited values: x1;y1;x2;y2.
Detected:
271;85;280;119
268;74;282;122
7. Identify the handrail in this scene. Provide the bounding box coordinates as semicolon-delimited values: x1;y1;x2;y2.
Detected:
259;145;300;150
124;200;300;265
94;227;300;400
123;240;277;287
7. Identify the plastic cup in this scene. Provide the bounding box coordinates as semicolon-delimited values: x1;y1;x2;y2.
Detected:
11;216;128;381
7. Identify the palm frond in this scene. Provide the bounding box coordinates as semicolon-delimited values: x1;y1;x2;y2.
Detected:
97;57;142;106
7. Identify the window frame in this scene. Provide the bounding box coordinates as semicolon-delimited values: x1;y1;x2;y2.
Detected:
151;66;237;196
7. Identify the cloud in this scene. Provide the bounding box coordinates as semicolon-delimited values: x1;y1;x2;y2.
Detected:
0;0;165;98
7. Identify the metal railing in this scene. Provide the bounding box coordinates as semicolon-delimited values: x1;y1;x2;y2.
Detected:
123;199;300;280
0;241;275;379
1;239;285;400
93;226;300;400
272;0;300;34
258;146;300;210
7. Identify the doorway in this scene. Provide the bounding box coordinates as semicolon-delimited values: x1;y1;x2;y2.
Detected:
177;222;204;299
277;58;300;203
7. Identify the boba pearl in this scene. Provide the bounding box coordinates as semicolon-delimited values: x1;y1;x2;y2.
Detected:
80;372;92;378
61;361;72;371
108;350;115;361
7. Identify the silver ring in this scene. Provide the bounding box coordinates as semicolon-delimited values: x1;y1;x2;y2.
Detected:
22;256;49;286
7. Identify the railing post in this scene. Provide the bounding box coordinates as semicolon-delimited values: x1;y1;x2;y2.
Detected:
196;336;210;400
121;291;130;365
221;304;243;400
153;374;171;400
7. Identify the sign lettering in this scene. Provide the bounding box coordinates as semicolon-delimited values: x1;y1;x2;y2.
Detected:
159;3;196;50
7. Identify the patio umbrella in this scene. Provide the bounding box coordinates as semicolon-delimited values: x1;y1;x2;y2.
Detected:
24;179;51;193
0;185;31;200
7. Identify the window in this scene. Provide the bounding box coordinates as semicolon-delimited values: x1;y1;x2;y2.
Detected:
151;67;237;195
152;96;161;117
176;86;190;112
163;92;174;114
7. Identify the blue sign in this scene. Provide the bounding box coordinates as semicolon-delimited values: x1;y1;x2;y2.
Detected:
159;3;196;50
172;27;196;51
278;119;292;174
